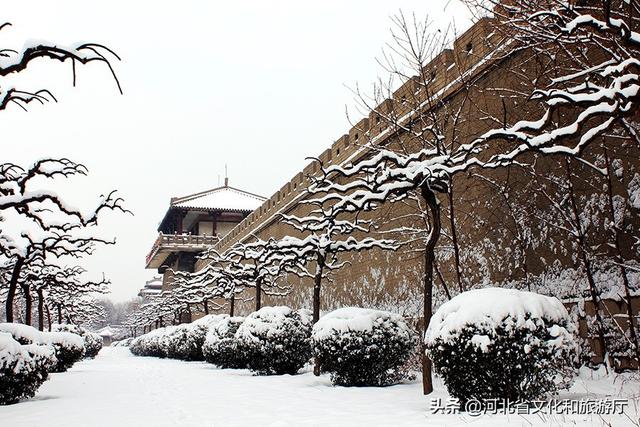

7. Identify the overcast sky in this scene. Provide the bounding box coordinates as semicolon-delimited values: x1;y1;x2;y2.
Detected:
3;1;473;302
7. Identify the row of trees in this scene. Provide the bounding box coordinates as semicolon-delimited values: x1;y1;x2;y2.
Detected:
128;0;640;394
127;211;398;331
0;22;127;329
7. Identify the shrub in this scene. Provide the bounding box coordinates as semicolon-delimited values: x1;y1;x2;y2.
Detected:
202;316;247;368
0;322;46;345
130;326;176;358
425;287;580;404
113;337;133;347
167;315;228;361
236;306;312;375
43;331;85;372
166;325;192;360
0;333;56;405
312;307;416;386
0;323;84;373
82;332;103;358
53;324;103;359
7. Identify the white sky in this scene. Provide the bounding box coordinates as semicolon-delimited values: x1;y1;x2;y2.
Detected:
2;1;472;302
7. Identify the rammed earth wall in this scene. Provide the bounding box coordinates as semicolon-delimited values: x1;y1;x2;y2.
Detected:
187;15;639;369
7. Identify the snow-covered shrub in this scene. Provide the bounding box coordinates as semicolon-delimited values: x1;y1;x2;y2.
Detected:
312;307;416;386
0;333;56;405
425;287;580;403
167;315;228;361
0;323;85;372
43;331;85;372
129;326;176;358
113;337;133;347
128;336;145;355
203;316;247;368
82;332;103;358
53;325;103;359
0;322;46;345
236;306;312;375
166;325;193;360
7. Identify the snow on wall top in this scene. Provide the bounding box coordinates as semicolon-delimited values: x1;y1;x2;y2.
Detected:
171;186;266;213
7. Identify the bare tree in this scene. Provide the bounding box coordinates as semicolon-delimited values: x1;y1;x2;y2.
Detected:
279;207;398;327
0;182;128;323
306;1;640;392
0;21;121;111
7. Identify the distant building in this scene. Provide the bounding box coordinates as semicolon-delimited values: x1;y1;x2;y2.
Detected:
145;179;266;290
138;276;162;300
98;326;115;346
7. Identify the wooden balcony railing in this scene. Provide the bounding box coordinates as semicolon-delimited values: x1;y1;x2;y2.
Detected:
145;233;219;268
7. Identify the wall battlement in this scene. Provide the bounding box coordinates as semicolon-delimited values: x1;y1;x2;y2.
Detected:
212;16;504;256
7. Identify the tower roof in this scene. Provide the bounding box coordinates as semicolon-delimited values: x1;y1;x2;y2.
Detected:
170;185;266;213
156;184;267;233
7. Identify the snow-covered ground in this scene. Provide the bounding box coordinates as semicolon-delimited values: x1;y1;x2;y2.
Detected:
1;347;638;427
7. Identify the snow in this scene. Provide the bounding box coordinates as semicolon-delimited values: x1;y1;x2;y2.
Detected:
172;186;266;212
97;326;115;338
312;307;411;340
425;287;571;343
44;331;85;350
0;347;637;426
236;306;302;339
628;173;640;210
0;332;30;372
470;334;491;352
191;314;228;327
0;322;45;344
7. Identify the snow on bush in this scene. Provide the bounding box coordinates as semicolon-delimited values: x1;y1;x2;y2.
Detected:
112;337;133;347
425;287;580;403
0;323;84;373
167;315;228;361
165;325;192;360
236;306;312;375
202;316;247;369
53;325;103;359
82;332;104;358
43;331;85;372
0;332;56;405
312;307;416;386
0;322;46;345
130;326;177;358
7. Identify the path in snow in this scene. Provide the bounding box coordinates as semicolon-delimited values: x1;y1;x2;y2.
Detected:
0;347;637;427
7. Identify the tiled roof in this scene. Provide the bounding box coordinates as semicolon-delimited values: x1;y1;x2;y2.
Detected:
171;185;266;213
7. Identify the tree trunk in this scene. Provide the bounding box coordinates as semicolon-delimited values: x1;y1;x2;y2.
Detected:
21;284;32;326
46;304;52;331
312;254;325;324
313;253;326;376
256;278;262;311
57;304;63;325
5;256;25;322
421;187;442;395
447;185;464;294
229;295;235;316
204;299;209;315
37;288;45;331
